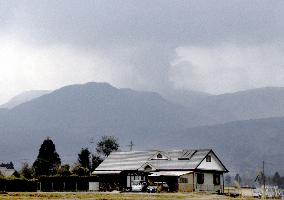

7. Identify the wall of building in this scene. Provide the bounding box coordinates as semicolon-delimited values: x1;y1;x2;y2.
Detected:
197;152;224;171
194;172;224;193
178;173;194;192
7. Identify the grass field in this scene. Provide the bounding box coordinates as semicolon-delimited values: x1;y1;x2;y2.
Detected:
0;192;256;200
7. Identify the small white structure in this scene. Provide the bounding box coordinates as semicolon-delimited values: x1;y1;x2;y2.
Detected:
89;182;100;191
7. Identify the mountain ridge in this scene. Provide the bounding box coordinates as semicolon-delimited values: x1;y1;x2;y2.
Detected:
0;90;50;109
0;82;208;167
1;82;284;175
162;116;284;174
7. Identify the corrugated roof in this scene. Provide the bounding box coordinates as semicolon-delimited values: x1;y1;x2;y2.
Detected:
95;151;156;171
94;149;212;172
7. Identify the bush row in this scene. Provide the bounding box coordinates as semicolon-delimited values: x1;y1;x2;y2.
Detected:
0;178;37;192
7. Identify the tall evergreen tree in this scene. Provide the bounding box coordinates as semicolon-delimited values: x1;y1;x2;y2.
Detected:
78;148;91;170
33;137;61;176
272;172;281;186
91;154;103;171
234;174;242;184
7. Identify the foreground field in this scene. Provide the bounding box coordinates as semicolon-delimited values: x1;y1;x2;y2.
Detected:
0;192;256;200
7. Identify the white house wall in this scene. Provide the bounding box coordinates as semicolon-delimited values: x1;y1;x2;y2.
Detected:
197;152;224;171
194;172;224;192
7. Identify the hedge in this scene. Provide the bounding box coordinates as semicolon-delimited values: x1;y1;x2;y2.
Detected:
0;178;37;192
0;176;99;192
37;175;99;192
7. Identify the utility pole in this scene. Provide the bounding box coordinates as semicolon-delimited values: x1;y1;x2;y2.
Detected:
89;137;95;175
262;161;266;199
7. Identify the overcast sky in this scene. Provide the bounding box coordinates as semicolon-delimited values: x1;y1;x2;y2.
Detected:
0;0;284;104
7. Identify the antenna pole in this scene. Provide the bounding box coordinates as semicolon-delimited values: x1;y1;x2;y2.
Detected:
128;141;134;151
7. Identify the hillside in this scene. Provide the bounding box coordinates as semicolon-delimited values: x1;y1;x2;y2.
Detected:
161;89;211;107
0;90;50;109
162;117;284;175
176;87;284;124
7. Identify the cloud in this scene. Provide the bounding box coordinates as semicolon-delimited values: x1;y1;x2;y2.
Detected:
3;0;283;47
1;0;284;102
0;34;172;104
169;43;284;94
0;35;116;104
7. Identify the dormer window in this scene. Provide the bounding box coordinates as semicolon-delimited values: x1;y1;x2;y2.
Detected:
206;155;211;162
149;152;170;160
157;153;163;159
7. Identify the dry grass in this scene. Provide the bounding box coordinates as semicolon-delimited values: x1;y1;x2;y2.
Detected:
0;192;255;200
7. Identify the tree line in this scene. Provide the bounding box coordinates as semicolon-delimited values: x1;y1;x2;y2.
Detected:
225;172;284;188
0;136;119;179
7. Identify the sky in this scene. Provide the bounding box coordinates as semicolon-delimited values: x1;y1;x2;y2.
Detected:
1;0;284;104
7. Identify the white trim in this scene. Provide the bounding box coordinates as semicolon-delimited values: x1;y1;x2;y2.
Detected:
92;170;121;175
149;171;192;177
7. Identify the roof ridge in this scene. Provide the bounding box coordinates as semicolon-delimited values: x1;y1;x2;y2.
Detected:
114;148;212;153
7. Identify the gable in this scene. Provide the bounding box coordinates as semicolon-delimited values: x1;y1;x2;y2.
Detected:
149;151;170;160
196;152;226;171
138;162;156;172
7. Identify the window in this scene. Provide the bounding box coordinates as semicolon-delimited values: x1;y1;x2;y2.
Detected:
157;153;163;159
144;165;152;172
206;155;211;162
179;177;188;183
197;173;204;184
213;174;220;185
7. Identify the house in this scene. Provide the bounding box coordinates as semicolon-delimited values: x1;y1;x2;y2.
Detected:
0;167;16;177
92;149;228;193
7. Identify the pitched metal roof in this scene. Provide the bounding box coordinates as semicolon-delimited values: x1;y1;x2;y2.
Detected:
94;151;156;171
93;149;223;173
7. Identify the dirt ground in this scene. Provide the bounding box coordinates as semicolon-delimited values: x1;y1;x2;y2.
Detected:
0;192;255;200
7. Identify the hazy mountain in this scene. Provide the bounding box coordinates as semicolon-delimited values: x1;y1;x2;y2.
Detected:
0;82;208;166
0;90;50;109
161;89;211;107
162;117;284;175
1;82;284;174
179;87;284;124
